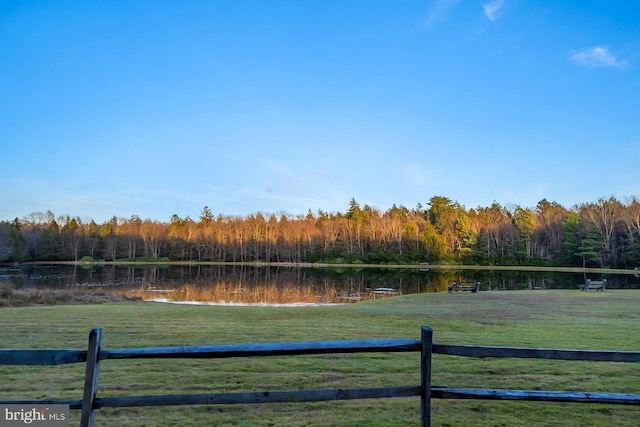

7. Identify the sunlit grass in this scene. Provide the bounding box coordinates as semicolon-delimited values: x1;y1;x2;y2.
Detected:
0;290;639;426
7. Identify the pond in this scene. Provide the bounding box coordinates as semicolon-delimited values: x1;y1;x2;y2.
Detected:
1;264;639;305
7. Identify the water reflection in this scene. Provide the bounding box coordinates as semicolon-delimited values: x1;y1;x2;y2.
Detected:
1;264;638;304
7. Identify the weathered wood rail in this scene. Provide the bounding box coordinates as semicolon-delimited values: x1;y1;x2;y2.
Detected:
1;327;639;426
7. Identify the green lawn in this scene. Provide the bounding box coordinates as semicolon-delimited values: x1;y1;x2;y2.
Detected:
1;290;639;426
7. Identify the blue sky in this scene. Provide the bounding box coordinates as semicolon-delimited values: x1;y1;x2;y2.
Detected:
1;1;639;223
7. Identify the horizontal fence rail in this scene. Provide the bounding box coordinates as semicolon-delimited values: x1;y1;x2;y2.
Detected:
0;349;87;365
95;386;423;409
430;388;640;405
1;327;639;427
101;338;422;360
433;344;640;362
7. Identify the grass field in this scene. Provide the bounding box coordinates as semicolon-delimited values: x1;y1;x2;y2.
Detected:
1;290;639;426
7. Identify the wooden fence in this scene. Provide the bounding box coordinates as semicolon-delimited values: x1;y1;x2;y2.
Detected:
1;326;640;426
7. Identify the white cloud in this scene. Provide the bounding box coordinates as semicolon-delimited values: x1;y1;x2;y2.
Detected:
567;46;628;68
494;189;516;197
259;162;330;194
405;164;430;186
482;0;505;21
423;0;459;28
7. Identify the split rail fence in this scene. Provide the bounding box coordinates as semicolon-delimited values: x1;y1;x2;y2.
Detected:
1;326;640;426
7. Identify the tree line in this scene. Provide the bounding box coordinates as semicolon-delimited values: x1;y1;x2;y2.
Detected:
1;196;639;268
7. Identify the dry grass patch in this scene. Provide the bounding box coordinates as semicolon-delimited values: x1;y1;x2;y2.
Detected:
0;281;135;307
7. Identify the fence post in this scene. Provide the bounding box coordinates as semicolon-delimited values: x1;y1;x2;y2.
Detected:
81;328;103;427
421;326;433;427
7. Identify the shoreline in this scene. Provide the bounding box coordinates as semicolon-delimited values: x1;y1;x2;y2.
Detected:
8;260;640;275
146;298;344;307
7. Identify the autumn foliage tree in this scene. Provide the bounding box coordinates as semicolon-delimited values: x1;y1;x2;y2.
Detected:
2;195;640;268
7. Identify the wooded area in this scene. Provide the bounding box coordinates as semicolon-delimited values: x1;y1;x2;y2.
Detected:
2;196;640;268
